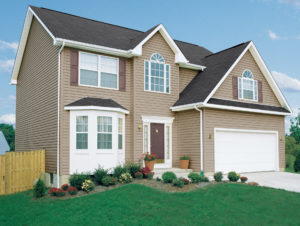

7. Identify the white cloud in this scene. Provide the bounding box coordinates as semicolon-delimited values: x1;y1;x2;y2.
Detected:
0;59;14;72
272;71;300;92
0;114;15;124
277;0;300;8
0;40;18;52
8;95;15;100
268;30;280;40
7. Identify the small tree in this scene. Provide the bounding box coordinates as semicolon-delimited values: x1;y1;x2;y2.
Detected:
294;152;300;172
290;111;300;144
33;178;46;198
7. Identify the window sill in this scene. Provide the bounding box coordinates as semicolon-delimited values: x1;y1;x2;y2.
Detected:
78;83;119;91
144;89;170;95
238;98;258;103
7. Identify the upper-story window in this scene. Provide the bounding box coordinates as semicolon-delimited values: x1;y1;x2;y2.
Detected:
79;52;118;89
144;53;170;93
238;70;258;101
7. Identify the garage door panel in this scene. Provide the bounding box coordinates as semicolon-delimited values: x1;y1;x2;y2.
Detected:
215;129;278;173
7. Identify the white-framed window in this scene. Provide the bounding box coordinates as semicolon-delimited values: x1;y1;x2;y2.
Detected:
76;116;88;149
144;53;170;93
118;118;123;149
97;116;112;149
79;52;118;89
238;70;258;101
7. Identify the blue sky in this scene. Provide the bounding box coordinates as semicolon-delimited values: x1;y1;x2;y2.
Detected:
0;0;300;131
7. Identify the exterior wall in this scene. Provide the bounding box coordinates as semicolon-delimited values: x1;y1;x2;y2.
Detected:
175;110;201;171
15;18;59;173
179;68;197;93
202;108;285;173
132;32;179;164
60;48;133;175
213;51;281;107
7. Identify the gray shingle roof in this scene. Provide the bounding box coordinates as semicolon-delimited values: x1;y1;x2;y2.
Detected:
0;131;9;155
65;97;128;110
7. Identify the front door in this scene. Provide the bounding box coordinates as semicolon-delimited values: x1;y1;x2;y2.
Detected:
151;123;165;164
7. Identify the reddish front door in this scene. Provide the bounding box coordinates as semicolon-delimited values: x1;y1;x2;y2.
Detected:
151;123;165;163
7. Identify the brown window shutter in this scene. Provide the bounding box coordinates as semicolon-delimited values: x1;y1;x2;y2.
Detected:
70;50;78;86
258;80;263;103
119;58;126;91
232;76;238;99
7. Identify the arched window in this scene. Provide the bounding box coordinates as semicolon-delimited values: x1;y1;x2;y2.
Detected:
144;53;170;93
238;70;258;101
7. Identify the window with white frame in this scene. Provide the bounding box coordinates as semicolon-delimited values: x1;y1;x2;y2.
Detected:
76;116;88;149
238;70;258;101
118;118;123;149
79;52;118;89
144;53;170;93
97;116;113;149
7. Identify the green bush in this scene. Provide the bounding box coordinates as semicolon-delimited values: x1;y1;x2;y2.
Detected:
201;176;209;182
146;172;154;179
126;163;141;178
101;175;113;186
135;172;143;179
113;165;128;179
69;173;91;190
110;177;117;185
173;178;184;188
188;172;201;183
119;173;132;184
33;178;46;198
82;179;95;193
156;177;162;182
214;172;223;182
294;152;300;172
286;154;296;169
94;167;108;185
162;172;177;183
227;171;240;182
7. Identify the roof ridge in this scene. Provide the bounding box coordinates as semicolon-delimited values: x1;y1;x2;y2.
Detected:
204;41;251;58
30;5;144;34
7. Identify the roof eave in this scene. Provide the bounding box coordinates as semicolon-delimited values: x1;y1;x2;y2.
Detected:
64;105;129;114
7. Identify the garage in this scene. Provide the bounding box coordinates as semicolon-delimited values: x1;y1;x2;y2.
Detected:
214;128;279;173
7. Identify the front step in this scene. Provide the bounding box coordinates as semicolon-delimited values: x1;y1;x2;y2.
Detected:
153;168;193;179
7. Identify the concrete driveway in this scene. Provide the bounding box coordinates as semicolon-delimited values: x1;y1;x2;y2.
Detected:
241;172;300;193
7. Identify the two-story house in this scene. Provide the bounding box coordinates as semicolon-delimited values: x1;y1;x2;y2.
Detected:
11;6;291;186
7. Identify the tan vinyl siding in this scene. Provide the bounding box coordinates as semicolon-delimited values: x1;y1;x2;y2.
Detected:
175;110;201;171
60;48;133;175
202;108;285;173
132;32;179;164
213;51;281;107
179;68;197;93
15;18;59;172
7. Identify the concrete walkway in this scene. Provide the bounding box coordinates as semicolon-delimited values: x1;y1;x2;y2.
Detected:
242;172;300;193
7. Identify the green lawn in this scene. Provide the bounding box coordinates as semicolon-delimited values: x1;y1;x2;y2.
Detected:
1;183;300;225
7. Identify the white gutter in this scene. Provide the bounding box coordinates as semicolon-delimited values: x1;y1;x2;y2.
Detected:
57;42;65;187
194;105;204;173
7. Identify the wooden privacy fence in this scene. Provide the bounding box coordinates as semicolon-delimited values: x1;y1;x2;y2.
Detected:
0;150;45;195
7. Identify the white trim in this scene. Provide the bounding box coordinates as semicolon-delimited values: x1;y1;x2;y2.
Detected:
142;115;174;124
170;102;203;111
214;127;279;172
238;76;258;102
194;106;204;172
178;62;206;71
64;106;129;114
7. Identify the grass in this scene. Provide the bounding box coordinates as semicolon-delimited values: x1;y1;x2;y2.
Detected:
1;183;300;225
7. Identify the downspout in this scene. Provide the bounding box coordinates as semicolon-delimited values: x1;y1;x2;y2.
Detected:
57;42;65;187
194;105;204;174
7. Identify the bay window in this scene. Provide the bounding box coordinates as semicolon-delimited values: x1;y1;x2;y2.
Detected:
76;116;88;149
97;116;113;149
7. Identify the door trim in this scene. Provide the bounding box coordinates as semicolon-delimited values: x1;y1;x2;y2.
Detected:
213;128;279;172
142;116;173;168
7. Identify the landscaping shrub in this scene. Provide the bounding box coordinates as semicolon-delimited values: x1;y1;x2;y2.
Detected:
101;175;113;186
140;167;152;178
294;152;300;172
146;172;154;179
48;188;66;197
228;171;240;182
69;173;91;190
126;163;141;178
119;173;132;184
82;179;95;193
94;167;108;185
179;156;189;160
214;172;223;182
248;182;259;186
240;177;248;183
33;178;46;198
286;154;296;169
135;172;143;179
182;178;190;185
201;176;209;182
162;172;177;183
67;187;78;195
188;172;201;183
113;165;128;179
110;177;117;185
156;177;162;182
173;178;184;188
61;184;69;191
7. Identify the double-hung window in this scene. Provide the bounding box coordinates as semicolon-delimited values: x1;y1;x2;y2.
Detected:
79;52;118;89
238;70;258;101
118;118;123;149
76;116;88;149
144;53;170;93
97;116;112;149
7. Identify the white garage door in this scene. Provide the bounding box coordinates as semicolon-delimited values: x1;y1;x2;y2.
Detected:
215;128;278;173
